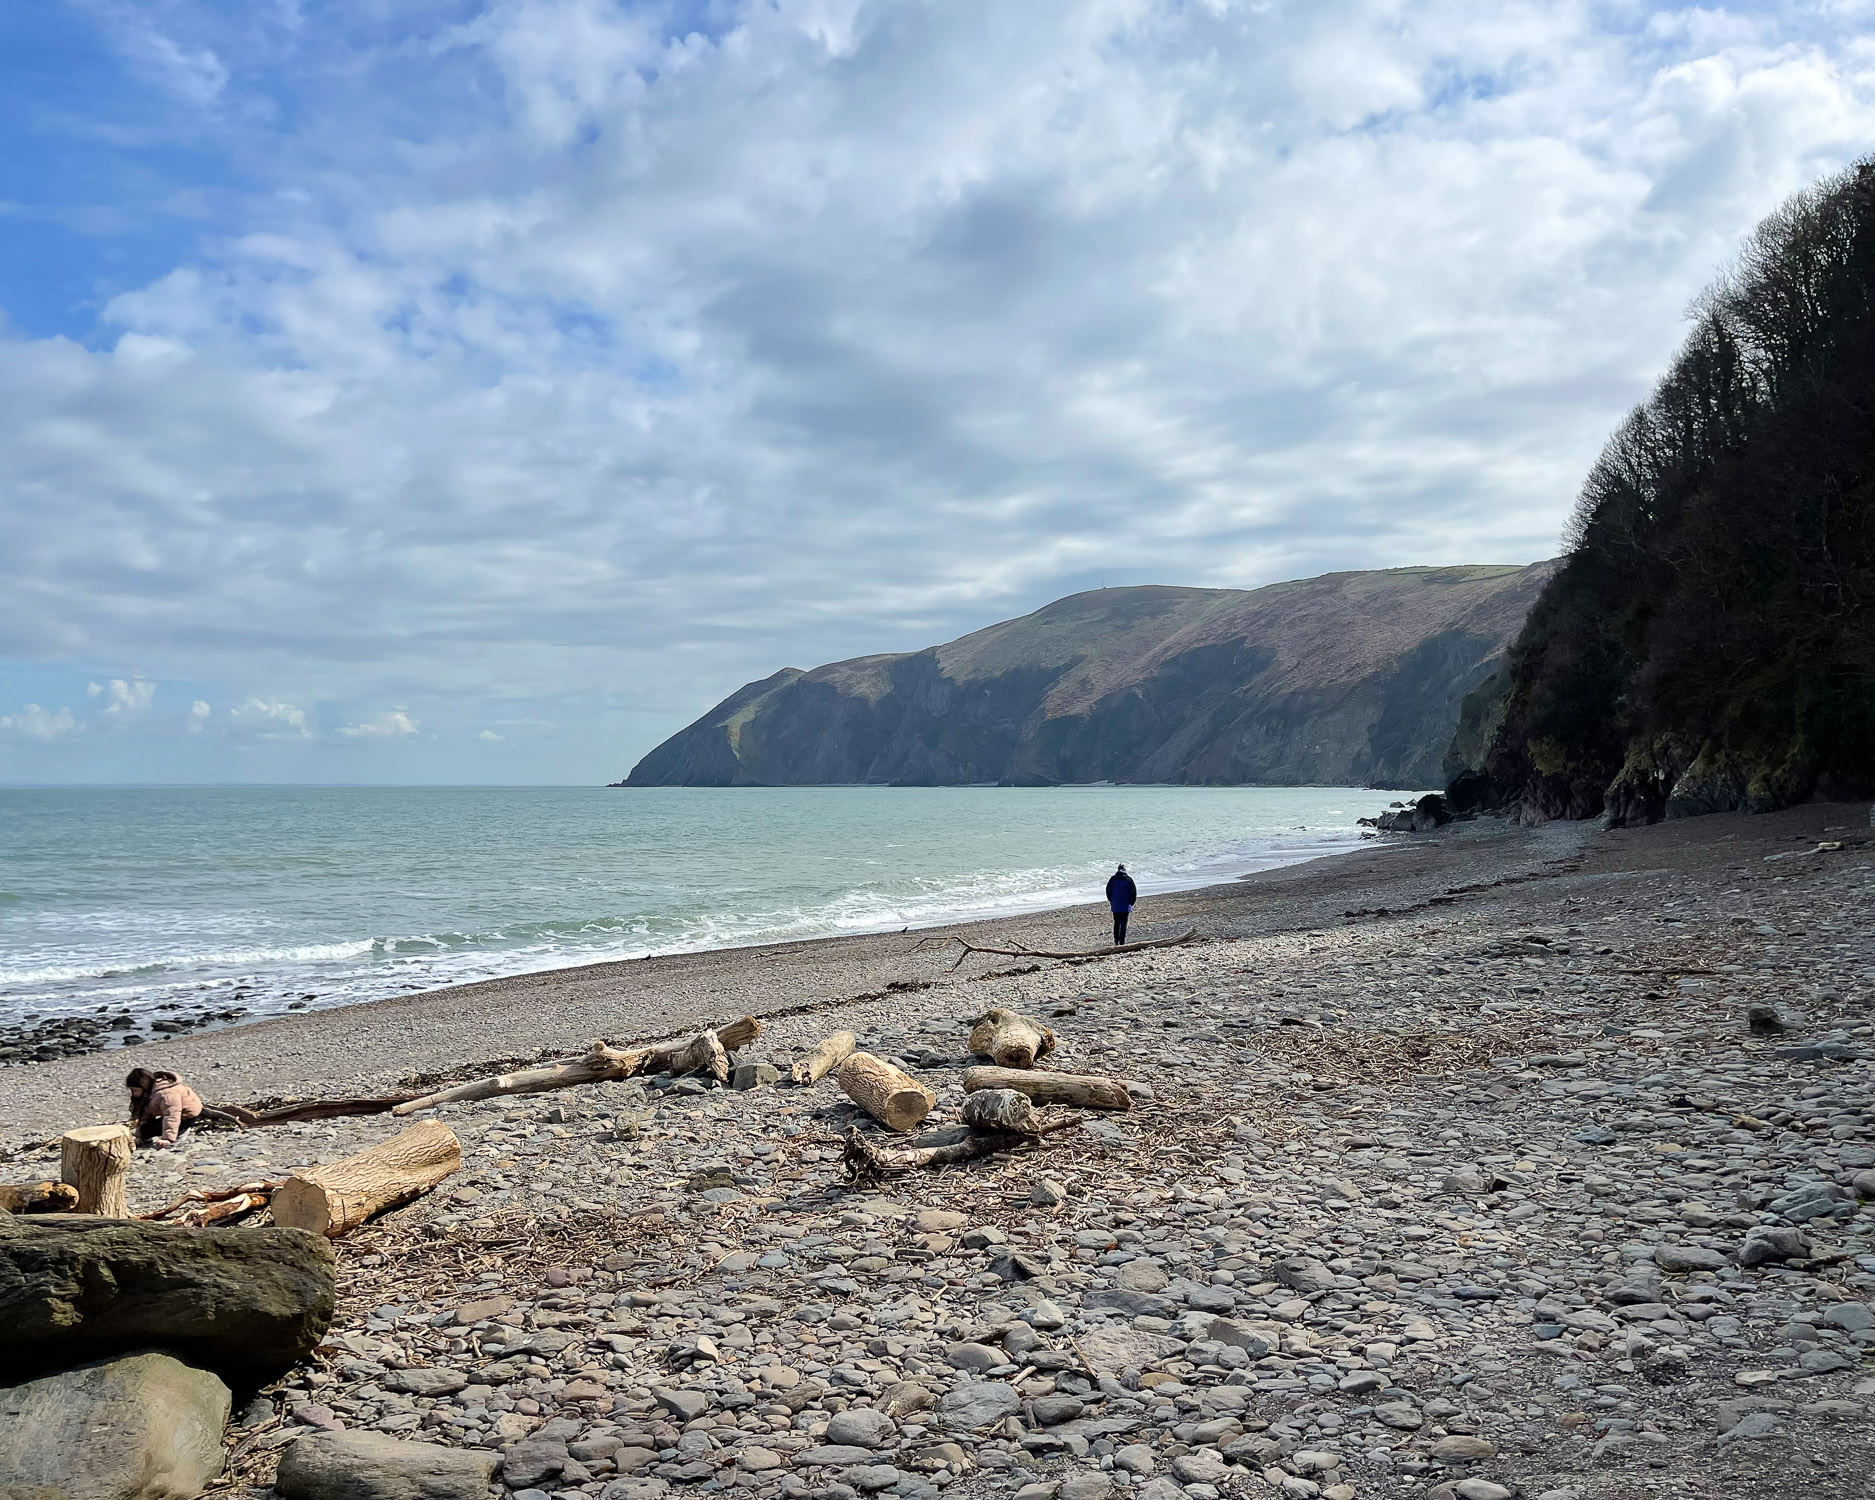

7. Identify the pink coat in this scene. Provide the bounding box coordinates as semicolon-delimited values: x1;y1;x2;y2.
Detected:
140;1079;203;1147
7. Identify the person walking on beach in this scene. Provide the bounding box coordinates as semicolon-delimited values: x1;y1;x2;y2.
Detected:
1106;863;1138;946
126;1067;202;1149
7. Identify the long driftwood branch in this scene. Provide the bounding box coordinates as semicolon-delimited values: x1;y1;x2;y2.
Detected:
211;1097;420;1128
918;928;1197;971
842;1115;1083;1181
390;1017;756;1117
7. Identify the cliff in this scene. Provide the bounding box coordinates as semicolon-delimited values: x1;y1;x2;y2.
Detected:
621;563;1555;788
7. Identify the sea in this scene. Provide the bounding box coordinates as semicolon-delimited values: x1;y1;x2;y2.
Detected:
0;784;1401;1039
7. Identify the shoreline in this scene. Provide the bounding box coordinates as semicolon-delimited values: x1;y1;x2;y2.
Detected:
0;814;1570;1145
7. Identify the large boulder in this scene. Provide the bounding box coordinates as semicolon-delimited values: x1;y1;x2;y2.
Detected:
275;1432;499;1500
0;1351;231;1500
0;1214;335;1385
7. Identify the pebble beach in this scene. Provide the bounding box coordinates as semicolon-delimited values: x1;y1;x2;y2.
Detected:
5;804;1874;1500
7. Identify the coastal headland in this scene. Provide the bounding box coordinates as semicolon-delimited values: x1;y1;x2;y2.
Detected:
3;805;1872;1500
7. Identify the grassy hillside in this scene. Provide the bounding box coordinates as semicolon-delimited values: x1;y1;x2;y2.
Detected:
622;563;1552;787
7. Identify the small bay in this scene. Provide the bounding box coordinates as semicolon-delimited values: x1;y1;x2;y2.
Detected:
0;783;1397;1038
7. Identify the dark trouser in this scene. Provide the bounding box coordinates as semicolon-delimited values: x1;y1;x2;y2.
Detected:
137;1113;195;1147
1112;910;1129;945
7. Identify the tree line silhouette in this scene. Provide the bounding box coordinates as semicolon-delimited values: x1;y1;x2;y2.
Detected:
1460;158;1875;824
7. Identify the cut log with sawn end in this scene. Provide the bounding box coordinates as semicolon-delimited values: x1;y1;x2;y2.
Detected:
962;1065;1133;1110
272;1120;461;1238
61;1125;133;1217
836;1052;936;1132
967;1008;1057;1069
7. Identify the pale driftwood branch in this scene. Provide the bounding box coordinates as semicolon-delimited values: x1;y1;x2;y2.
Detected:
962;1065;1133;1110
836;1052;936;1132
918;928;1197;971
968;1008;1057;1068
791;1030;858;1086
391;1042;645;1117
272;1121;461;1238
842;1115;1083;1180
137;1179;281;1223
390;1015;754;1117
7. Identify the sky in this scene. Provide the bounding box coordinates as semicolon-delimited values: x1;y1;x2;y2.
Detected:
2;1;1873;785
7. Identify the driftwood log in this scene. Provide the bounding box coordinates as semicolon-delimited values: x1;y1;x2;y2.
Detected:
922;927;1197;970
791;1030;857;1086
843;1114;1083;1180
272;1121;461;1238
391;1016;756;1116
960;1088;1042;1136
62;1125;133;1216
962;1065;1133;1110
836;1052;936;1132
214;1096;418;1127
0;1182;80;1214
968;1008;1057;1068
716;1015;762;1052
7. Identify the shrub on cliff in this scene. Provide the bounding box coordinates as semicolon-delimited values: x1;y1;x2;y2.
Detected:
1471;159;1875;824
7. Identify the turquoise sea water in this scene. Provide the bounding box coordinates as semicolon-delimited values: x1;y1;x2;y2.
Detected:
0;785;1397;1031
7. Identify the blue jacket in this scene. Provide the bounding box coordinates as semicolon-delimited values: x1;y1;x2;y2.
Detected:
1106;871;1137;912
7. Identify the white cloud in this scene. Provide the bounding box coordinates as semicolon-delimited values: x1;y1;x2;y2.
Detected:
0;703;81;741
4;2;1875;780
87;678;157;720
227;698;310;738
188;699;211;732
337;710;421;739
477;729;505;742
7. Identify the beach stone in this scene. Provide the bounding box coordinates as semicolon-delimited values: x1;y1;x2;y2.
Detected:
935;1381;1020;1432
914;1210;966;1233
1111;1260;1168;1293
275;1432;499;1500
1272;1256;1337;1293
1737;1226;1810;1267
1653;1245;1728;1273
1082;1288;1176;1319
1375;1401;1424;1430
1169;1451;1228;1485
600;1482;669;1500
1429;1435;1496;1463
1454;1484;1512;1500
825;1407;896;1448
946;1342;1003;1372
797;1445;876;1467
0;1215;335;1385
735;1447;783;1473
1059;1476;1113;1500
0;1352;231;1500
383;1368;467;1397
501;1437;569;1488
656;1389;710;1421
452;1295;513;1325
732;1062;779;1091
1113;1445;1156;1476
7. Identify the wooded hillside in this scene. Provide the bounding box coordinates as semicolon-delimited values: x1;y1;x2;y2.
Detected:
1461;160;1875;824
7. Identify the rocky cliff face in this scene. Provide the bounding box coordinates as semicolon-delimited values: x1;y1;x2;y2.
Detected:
622;563;1556;788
